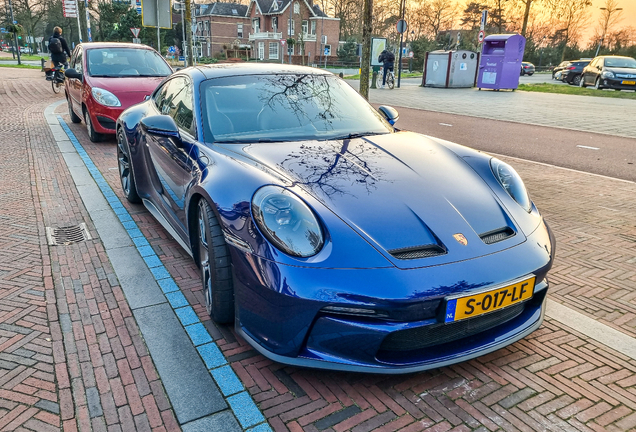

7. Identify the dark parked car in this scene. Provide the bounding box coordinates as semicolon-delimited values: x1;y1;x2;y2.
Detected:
520;62;535;76
562;60;590;86
116;63;554;373
580;55;636;90
552;61;570;79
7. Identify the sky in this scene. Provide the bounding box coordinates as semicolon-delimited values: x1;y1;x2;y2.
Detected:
585;0;636;43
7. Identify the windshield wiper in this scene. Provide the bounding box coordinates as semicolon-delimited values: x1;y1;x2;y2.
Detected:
328;132;382;141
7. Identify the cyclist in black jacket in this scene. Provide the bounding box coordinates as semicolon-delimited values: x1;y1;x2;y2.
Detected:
47;26;72;80
378;48;395;89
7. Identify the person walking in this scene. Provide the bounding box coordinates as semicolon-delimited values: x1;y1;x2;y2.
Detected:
378;47;395;89
47;26;72;81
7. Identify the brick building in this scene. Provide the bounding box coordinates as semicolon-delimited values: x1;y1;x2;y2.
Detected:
194;3;251;58
247;0;340;63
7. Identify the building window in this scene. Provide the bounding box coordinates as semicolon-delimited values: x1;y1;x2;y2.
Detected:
310;21;316;35
288;18;294;36
287;45;294;56
252;18;260;33
204;21;209;33
258;42;264;60
272;17;278;32
293;1;299;14
237;23;243;38
269;42;279;59
301;20;308;35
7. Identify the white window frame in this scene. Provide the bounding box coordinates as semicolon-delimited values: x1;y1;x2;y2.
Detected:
310;21;316;35
269;42;279;59
287;45;294;56
272;17;278;32
293;1;299;14
237;23;243;38
252;18;260;33
301;20;308;35
258;42;264;60
288;18;295;36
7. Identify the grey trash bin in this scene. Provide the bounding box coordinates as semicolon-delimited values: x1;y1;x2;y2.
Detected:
423;50;480;88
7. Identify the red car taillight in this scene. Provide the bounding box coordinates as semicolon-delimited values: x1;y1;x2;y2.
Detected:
567;66;576;70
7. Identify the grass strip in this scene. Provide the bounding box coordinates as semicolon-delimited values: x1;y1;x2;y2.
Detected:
518;83;636;99
0;63;42;69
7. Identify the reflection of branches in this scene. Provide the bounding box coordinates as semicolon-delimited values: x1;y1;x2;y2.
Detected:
408;280;491;299
258;74;338;129
279;139;390;199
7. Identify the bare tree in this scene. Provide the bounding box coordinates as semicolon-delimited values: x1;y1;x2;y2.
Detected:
359;0;372;99
551;0;591;61
593;0;624;55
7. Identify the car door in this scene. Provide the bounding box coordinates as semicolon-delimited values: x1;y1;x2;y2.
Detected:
67;47;84;115
145;76;196;230
583;59;595;85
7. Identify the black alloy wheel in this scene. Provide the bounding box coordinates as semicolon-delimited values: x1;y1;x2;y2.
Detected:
117;129;141;204
197;200;234;323
84;108;102;142
68;97;81;123
572;75;582;86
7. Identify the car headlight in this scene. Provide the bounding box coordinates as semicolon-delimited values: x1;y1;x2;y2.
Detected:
251;186;325;257
601;71;615;79
490;158;532;212
91;87;121;107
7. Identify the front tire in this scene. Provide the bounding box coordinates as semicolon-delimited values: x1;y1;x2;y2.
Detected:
117;129;141;204
197;200;234;324
84;108;102;142
594;77;603;90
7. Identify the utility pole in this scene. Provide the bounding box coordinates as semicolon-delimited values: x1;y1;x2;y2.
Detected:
288;0;293;64
7;0;21;65
396;0;406;88
185;0;193;66
359;0;372;99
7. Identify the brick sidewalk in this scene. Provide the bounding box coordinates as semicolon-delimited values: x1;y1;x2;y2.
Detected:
1;69;179;431
64;98;636;431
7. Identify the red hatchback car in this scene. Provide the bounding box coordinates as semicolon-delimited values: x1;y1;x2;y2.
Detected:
65;42;173;142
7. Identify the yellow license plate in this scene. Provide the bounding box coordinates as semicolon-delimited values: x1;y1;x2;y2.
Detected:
622;81;636;85
444;277;535;322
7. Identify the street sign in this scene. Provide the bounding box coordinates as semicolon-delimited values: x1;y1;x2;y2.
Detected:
178;56;185;61
136;0;141;14
168;45;176;53
480;10;488;31
409;51;414;58
133;38;141;44
63;0;77;18
478;30;485;43
396;19;408;34
141;0;172;29
130;27;140;38
280;39;285;45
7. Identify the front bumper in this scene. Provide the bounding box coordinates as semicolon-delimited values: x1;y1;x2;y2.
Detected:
86;99;124;135
232;219;554;373
602;78;636;90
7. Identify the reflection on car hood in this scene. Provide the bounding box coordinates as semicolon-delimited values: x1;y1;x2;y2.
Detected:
221;131;526;268
87;76;166;93
605;67;636;74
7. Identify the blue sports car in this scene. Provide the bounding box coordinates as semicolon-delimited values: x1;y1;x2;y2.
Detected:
116;63;554;373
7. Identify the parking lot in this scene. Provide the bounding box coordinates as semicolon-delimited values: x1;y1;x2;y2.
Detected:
2;67;636;432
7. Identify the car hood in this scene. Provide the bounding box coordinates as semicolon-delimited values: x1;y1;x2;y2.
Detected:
87;76;165;94
605;67;636;75
221;132;526;269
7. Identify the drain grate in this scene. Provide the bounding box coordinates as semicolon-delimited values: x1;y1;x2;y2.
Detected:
46;223;92;245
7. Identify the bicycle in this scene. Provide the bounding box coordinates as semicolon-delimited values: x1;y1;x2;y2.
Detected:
49;64;65;94
386;68;395;89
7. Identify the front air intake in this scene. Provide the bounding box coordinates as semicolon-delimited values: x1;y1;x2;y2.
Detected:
480;227;516;245
389;244;447;260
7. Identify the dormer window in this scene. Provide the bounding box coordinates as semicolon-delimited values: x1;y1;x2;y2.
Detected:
272;1;278;11
232;9;237;15
294;2;300;14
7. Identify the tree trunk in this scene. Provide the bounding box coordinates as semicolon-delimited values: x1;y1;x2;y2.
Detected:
359;0;372;99
521;0;532;37
185;0;193;66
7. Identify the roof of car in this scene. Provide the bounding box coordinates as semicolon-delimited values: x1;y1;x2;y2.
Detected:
80;42;156;50
193;62;333;79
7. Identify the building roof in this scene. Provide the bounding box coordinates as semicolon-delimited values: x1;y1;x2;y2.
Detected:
195;2;249;17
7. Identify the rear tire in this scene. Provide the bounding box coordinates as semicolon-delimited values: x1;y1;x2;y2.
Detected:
528;72;534;76
387;72;395;89
68;97;81;123
197;200;234;324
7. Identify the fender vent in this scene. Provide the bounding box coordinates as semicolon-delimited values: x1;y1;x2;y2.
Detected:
389;244;446;260
480;227;515;245
46;223;92;245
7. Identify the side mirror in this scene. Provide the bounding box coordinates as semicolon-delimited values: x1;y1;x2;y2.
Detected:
65;68;82;80
140;115;181;141
378;105;399;126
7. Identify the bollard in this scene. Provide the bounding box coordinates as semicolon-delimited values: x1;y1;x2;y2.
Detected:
339;72;343;78
41;58;45;71
371;65;380;89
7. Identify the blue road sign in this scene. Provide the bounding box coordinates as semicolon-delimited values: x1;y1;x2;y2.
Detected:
13;20;17;24
168;46;176;54
178;56;185;61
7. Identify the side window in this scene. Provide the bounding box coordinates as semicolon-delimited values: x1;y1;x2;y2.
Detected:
167;78;194;135
154;79;174;114
75;50;83;74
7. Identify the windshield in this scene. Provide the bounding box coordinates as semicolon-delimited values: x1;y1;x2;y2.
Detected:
200;74;393;143
87;48;172;77
605;57;636;68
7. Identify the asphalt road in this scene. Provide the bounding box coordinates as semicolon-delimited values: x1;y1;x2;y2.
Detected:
390;106;636;182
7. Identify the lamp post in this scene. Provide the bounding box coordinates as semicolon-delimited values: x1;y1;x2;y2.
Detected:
595;5;623;57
